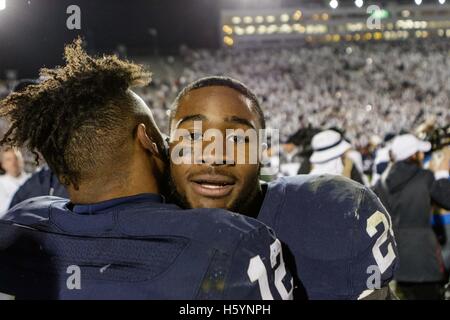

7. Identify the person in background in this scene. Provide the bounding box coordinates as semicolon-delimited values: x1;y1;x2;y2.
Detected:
346;143;369;186
8;165;68;209
371;133;396;187
0;147;30;216
263;126;319;181
309;129;364;185
373;134;450;300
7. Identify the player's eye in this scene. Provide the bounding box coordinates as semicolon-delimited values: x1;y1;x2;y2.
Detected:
227;134;249;144
188;131;203;141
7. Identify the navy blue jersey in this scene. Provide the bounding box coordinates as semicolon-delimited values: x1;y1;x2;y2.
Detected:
9;166;68;209
258;174;398;300
0;194;292;300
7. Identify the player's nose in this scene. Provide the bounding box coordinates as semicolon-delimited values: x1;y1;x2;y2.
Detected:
195;142;235;166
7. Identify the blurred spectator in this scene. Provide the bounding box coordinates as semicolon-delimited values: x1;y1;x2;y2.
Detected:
373;134;450;300
0;148;30;216
8;165;68;209
277;142;303;178
428;145;450;279
309;129;365;184
371;133;396;186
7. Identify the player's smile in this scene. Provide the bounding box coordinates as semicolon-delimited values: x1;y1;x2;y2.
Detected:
189;173;236;198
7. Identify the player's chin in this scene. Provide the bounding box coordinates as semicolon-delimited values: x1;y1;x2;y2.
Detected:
186;189;238;210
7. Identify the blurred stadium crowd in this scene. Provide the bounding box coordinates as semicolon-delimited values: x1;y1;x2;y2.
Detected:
136;38;450;145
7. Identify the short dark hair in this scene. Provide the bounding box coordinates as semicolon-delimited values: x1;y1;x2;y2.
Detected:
0;38;152;189
170;76;266;130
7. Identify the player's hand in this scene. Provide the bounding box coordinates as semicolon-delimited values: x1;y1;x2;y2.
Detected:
342;153;353;178
429;146;449;173
440;146;450;170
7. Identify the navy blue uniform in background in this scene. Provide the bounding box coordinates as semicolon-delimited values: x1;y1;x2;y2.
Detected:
258;174;398;299
9;166;68;209
0;194;292;300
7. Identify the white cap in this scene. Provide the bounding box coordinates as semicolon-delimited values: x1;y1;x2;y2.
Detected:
370;135;382;146
310;130;351;164
390;134;431;162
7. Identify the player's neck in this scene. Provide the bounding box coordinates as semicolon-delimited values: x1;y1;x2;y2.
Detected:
240;185;265;219
68;171;161;205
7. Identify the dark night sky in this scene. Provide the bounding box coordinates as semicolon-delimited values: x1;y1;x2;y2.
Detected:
0;0;223;77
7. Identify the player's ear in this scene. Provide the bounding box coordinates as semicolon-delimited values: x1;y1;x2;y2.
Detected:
136;123;159;156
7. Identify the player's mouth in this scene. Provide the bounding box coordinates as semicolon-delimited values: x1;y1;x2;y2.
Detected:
189;174;236;198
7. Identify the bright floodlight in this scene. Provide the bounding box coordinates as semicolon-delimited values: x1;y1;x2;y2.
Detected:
330;0;338;9
439;0;446;4
355;0;364;8
415;0;422;5
0;0;6;11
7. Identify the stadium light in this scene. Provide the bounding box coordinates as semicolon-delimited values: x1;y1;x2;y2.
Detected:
355;0;364;8
266;15;275;23
0;0;6;11
243;16;253;24
415;0;422;5
330;0;339;9
293;10;302;21
222;25;233;35
245;25;256;34
231;16;241;24
255;16;264;23
257;25;267;34
439;0;446;4
401;10;411;17
234;26;244;35
223;36;234;46
280;13;290;22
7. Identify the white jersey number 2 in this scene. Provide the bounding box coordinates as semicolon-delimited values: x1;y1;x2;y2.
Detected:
366;210;396;273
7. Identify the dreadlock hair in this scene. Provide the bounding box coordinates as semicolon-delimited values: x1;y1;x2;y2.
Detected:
169;76;266;131
0;38;152;189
